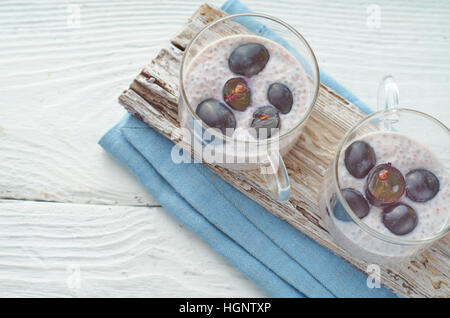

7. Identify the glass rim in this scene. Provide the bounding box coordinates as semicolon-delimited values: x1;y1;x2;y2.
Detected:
179;12;320;145
333;108;450;246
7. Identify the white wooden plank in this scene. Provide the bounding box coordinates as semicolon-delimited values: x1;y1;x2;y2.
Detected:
0;200;265;297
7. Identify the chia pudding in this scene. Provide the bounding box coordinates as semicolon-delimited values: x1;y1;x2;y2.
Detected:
183;34;311;141
330;131;449;262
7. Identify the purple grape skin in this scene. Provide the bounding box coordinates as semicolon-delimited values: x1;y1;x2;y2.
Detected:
195;98;236;135
382;203;418;235
344;141;377;178
228;43;270;77
267;82;293;114
405;169;440;202
250;106;280;139
343;188;371;219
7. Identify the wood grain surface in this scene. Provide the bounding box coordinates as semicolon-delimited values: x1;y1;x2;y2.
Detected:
1;0;449;297
0;200;262;297
120;4;449;297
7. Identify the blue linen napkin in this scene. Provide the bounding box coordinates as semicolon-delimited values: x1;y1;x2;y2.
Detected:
99;0;396;297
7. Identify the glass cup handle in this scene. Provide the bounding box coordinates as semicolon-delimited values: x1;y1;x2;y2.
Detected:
378;75;400;130
260;150;290;202
378;75;399;112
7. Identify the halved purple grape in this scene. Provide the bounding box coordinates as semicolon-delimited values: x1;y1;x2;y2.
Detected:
195;98;236;136
344;141;376;178
228;43;269;77
343;188;371;219
365;163;405;207
250;106;280;139
382;203;418;235
223;77;251;111
405;169;440;202
267;82;293;114
333;188;371;222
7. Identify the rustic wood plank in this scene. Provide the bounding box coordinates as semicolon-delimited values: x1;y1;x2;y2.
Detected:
118;4;449;297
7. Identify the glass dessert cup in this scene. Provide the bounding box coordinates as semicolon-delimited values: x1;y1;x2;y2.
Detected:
320;76;450;265
178;13;319;202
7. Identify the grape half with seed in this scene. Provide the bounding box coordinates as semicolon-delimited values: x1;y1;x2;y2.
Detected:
365;163;405;207
250;106;280;139
223;77;251;111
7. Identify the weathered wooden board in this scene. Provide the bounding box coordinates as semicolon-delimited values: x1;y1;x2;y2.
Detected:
118;4;449;297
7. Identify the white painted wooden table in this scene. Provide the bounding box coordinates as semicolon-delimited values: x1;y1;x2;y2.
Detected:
1;0;449;297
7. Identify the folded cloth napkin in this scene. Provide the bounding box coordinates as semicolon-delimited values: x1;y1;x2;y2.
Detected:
99;0;396;297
